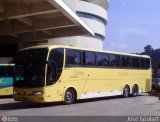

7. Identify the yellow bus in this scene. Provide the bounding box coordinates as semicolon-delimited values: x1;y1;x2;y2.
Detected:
0;64;14;96
13;45;151;104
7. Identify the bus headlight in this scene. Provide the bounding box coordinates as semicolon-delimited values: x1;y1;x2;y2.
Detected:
33;91;43;96
14;91;18;95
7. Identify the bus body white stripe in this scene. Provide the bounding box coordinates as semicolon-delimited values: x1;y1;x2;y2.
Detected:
80;91;122;99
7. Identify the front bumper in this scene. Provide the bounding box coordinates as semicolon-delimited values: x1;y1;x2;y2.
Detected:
13;94;45;103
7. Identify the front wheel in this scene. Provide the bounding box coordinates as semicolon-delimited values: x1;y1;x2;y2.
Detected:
64;89;76;105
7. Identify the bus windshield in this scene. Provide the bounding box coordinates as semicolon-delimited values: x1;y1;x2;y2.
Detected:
14;48;48;88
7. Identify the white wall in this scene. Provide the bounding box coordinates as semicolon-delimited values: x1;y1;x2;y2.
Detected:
48;0;109;50
48;36;103;49
62;0;78;12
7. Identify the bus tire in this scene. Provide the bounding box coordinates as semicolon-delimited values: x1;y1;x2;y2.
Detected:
64;88;76;105
132;85;139;97
123;85;130;98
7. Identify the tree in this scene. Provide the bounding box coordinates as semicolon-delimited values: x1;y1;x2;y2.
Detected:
158;61;160;68
144;45;152;53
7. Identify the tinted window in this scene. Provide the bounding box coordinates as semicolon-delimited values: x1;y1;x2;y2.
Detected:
0;66;14;77
66;49;81;66
14;48;48;88
16;48;48;65
49;48;64;68
132;57;140;68
145;58;150;69
97;53;109;66
121;56;125;67
110;54;121;67
121;56;131;67
84;52;96;65
140;58;146;68
47;48;64;85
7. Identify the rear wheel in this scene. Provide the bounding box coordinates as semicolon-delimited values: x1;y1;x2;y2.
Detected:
132;85;139;97
123;85;130;98
64;89;76;105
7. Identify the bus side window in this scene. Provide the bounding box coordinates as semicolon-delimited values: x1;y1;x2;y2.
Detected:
66;49;81;66
140;58;146;69
125;56;131;67
49;49;64;69
109;54;116;66
145;58;150;69
97;53;109;66
47;48;64;85
121;56;131;68
84;52;96;66
132;57;140;69
109;54;121;67
121;56;125;67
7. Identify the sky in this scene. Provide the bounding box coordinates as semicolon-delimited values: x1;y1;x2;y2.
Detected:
104;0;160;53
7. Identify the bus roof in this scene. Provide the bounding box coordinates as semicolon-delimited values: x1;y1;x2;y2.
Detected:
21;45;150;58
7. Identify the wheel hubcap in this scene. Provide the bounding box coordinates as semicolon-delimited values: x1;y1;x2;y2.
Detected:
133;87;138;95
66;91;72;102
125;88;129;96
